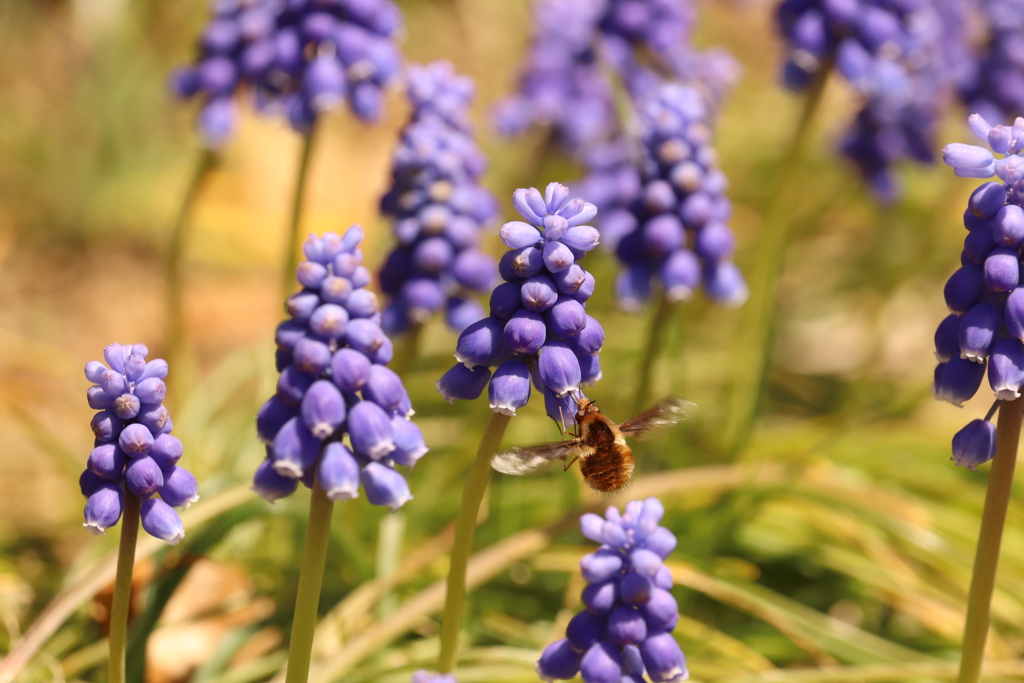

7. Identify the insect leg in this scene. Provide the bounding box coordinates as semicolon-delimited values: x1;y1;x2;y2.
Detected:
563;454;579;471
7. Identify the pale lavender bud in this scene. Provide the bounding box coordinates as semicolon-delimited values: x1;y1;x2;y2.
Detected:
138;403;171;434
500;221;543;248
318;442;361;501
437;363;492;402
134;377;167;404
346;289;379;318
562;226;600;253
348;400;395;460
113;393;141;420
100;370;128;397
83;484;124;535
85;361;108;383
321;276;353;305
361;462;412;511
488;360;531;416
141;497;185;546
942;143;996;175
1007;289;1024;341
513;187;546;224
87;387;113;410
580;549;624;583
301;380;347;439
543;241;575;273
139;358;168;382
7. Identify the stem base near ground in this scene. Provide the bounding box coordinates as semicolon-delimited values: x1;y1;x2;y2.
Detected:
436;411;512;674
957;397;1023;683
108;492;141;683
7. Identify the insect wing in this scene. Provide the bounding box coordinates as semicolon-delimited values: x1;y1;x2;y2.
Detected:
618;396;695;441
491;440;582;476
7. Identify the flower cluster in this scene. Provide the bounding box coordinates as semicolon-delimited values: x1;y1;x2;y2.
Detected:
777;0;969;200
81;344;193;545
379;61;499;334
171;0;404;146
590;84;746;310
254;226;427;510
958;0;1024;126
436;184;603;427
410;672;456;683
538;498;687;683
936;114;1024;468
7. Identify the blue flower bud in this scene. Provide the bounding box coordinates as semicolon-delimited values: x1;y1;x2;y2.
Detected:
1007;288;1024;341
321;276;353;305
704;260;749;307
620;573;652;606
933;357;986;407
103;344;128;373
303;55;345;111
537;639;583;681
301;380;347;439
488;360;531;416
545;390;581;431
318;442;361;501
582;580;618;615
562;225;600;253
942;143;996;173
566;611;606;654
616;265;652;312
331;347;372;393
580;641;623;683
134;377;167;404
80;469;105;497
959;302;1002;362
500;221;543;248
970;182;1009;220
437;363;491;402
984;248;1020;292
287;293;321;324
639;632;687;683
345;289;379;318
607;606;647;646
257;396;296;444
160;466;199;508
83;484;124;535
390;416;429;467
964;222;997;263
642;587;680;631
252;458;299;503
989;339;1024;400
293;337;333;375
952;419;997;470
455;316;505;368
499;246;544;281
694;221;735;261
278;366;315;406
309;303;350;339
150;434;183;470
542;241;575;273
994;205;1024;247
272;417;321;478
276;320;306;350
578;352;602;385
944;264;984;313
571;271;597;303
141;497;185;546
126;456;164;497
139;403;172;434
581;549;624;583
88;443;127;480
490;282;523;319
538;342;582;396
345;318;387;356
113;393;141;420
100;369;128;397
642;215;685;256
547;296;587;339
567;316;604;355
513;187;546;224
361;462;413;511
521;275;559;312
348;400;396;460
452;249;498;291
552;263;586;294
363;366;406;413
629;548;663;576
642;527;677;558
119;423;154;457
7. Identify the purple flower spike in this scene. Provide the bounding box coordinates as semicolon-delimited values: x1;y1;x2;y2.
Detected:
257;226;426;508
540;498;685;682
80;344;193;543
140;498;185;546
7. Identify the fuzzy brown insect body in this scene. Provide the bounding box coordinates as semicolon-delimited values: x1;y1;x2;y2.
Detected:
491;395;692;493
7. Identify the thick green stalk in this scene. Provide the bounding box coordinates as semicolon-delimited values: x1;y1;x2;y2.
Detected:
282;126;320;301
957;396;1023;683
722;54;833;455
165;149;218;386
108;492;141;683
285;480;335;683
389;323;424;378
436;411;512;674
633;292;674;413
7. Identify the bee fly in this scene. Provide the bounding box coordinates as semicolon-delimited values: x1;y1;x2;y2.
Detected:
491;396;694;493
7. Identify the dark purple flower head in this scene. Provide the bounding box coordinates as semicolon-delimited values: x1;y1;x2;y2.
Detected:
255;225;425;511
538;498;687;683
82;343;191;544
380;62;498;334
171;0;404;145
957;0;1024;127
934;113;1024;465
437;184;603;427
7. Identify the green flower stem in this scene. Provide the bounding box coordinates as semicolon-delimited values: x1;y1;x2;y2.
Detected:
285;479;335;683
436;411;512;674
165;148;218;388
722;53;833;455
633;291;675;413
108;492;140;683
282;125;320;302
957;396;1024;683
389;323;424;378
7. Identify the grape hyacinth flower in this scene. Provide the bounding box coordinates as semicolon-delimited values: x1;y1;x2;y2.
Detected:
411;672;456;683
538;498;687;683
593;83;746;311
379;62;499;334
82;343;193;544
958;0;1024;126
170;0;404;145
254;224;427;509
437;183;604;427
